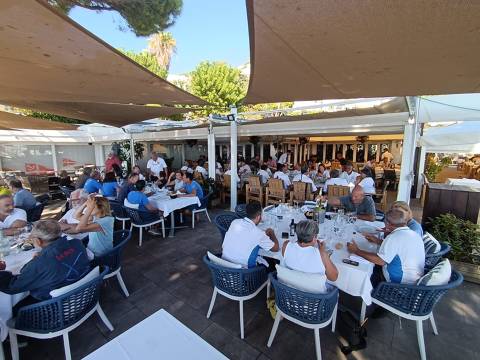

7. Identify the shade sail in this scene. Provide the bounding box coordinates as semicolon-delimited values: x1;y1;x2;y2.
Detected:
0;111;78;130
420;122;480;153
0;0;206;108
1;100;190;127
244;0;480;104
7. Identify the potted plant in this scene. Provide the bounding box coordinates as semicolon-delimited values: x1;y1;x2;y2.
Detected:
428;213;480;283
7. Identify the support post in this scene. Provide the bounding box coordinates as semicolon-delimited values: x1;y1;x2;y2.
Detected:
207;122;216;179
130;134;135;168
230;107;238;211
415;146;427;198
51;144;58;175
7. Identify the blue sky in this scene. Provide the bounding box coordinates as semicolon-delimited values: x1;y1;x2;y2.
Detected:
69;0;250;74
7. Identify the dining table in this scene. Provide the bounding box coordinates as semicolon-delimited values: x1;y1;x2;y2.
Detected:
258;204;384;322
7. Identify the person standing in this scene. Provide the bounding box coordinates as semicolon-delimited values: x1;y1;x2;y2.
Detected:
146;151;168;181
381;148;394;165
105;151;121;173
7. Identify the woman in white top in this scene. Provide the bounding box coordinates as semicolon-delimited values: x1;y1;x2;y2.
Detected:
356;167;376;195
282;220;338;281
317;164;330;182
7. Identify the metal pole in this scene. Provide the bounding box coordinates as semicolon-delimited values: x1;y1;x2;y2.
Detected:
207;122;216;179
230;107;238;211
130;134;135;168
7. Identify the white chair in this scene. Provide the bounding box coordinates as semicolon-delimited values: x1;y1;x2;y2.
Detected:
124;200;165;246
192;193;212;229
267;273;338;360
8;268;113;360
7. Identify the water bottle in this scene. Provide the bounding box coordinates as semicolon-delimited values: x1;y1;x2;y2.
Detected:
289;219;296;236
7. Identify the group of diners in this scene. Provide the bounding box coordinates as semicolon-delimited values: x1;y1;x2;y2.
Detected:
219;195;425;299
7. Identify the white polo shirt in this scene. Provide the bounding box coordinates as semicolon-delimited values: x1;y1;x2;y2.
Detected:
358;177;376;194
147;157;167;176
257;169;270;184
278;153;288;164
340;170;359;185
323;177;348;193
378;226;425;284
292;173;318;192
222;218;274;268
195;166;208;178
273;171;291;189
0;208;27;229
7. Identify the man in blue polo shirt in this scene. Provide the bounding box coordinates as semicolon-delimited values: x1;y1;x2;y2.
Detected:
179;172;203;198
83;170;102;194
126;180;162;222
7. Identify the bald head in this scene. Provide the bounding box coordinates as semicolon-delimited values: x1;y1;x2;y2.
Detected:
351;185;365;205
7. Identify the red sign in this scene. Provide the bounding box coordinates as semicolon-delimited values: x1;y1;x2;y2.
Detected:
25;163;54;175
62;158;77;167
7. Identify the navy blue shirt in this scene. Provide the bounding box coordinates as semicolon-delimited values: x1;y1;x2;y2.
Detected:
117;182;135;205
1;237;90;300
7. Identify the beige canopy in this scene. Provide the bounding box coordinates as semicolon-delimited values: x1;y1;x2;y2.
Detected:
244;0;480;104
2;100;189;127
0;0;206;125
0;111;78;130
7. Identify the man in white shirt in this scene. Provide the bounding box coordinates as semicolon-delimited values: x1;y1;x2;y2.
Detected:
0;195;27;236
195;159;208;178
146;151;168;180
278;149;292;165
59;189;90;240
273;163;292;190
323;169;348;193
257;164;271;185
340;162;359;185
238;160;252;177
347;209;425;284
381;148;394;164
292;167;318;193
222;202;279;268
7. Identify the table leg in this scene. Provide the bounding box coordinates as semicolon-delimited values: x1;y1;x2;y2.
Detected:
360;301;367;323
168;212;175;237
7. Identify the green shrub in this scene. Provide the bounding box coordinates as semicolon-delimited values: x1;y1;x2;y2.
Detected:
428;213;480;265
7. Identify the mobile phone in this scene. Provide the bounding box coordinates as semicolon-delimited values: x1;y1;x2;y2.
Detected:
281;232;289;239
342;259;359;266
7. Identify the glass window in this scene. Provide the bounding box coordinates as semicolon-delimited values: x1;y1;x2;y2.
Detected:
368;144;378;161
325;144;334;161
0;144;54;175
56;145;95;171
263;144;270;160
334;144;343;158
316;144;324;162
356;144;365;162
245;144;252;161
345;144;354;161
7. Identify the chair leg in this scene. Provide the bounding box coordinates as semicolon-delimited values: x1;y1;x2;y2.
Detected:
314;328;322;360
429;313;438;335
180;213;183;223
97;305;114;331
122;220;126;230
139;227;143;247
161;220;166;238
239;300;244;339
9;331;19;360
416;320;426;360
266;280;271;299
116;272;130;297
63;332;72;360
206;288;217;318
267;312;282;347
0;339;5;360
205;210;211;223
331;304;338;332
192;211;195;229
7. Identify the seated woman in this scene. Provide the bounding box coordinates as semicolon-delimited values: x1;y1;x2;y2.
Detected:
73;196;114;257
166;170;185;192
356;168;376;195
101;171;118;199
316;164;330;183
127;180;162;222
282;220;338;282
390;201;423;237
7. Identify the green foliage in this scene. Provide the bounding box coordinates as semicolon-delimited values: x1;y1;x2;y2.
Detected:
190;61;248;116
425;153;450;182
117;141;145;173
428;213;480;265
20;109;87;124
120;49;167;79
50;0;183;36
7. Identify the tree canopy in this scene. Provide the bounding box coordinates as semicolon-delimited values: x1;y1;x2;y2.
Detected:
120;49;167;79
50;0;183;36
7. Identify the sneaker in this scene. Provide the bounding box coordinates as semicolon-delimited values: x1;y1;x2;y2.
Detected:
148;229;163;236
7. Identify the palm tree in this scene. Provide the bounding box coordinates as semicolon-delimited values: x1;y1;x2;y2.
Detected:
147;32;177;72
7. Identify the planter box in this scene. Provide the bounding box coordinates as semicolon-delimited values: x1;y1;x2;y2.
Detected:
451;260;480;284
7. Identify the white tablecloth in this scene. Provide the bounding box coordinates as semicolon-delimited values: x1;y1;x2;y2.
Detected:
0;250;36;341
149;194;201;217
446;178;480;188
259;208;381;305
83;309;227;360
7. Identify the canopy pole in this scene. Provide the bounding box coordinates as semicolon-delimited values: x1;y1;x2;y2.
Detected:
230;106;238;211
397;97;420;203
207;121;216;179
415;146;427;198
130;134;135;169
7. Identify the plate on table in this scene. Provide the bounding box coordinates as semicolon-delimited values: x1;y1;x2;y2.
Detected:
355;224;378;234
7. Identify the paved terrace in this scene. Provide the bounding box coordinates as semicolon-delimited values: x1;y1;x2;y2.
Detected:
11;209;479;360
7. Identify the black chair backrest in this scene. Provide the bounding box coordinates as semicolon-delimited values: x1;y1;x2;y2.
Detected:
94;230;132;273
234;204;247;218
214;212;239;240
124;206;143;224
109;199;127;218
59;186;73;198
27;202;44;222
35;193;50;205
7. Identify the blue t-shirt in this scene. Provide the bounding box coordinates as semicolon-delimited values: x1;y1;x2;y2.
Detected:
13;189;37;210
127;191;150;212
84;178;102;194
184;180;204;198
407;218;423;237
88;216;114;257
102;181;117;198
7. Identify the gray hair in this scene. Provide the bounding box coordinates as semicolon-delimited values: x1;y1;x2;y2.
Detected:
295;220;318;244
385;209;408;227
31;220;61;242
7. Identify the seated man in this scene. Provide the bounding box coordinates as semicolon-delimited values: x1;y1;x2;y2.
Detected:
340;161;359;185
9;179;36;211
117;173;139;205
0;194;27;236
347;209;425;284
273;163;292;190
327;185;376;221
59;189;90;240
126;180;163;222
390;201;423;237
323;169;348;193
222;202;279;268
0;220;90;303
179;172;204;199
292;166;318;193
283;220;338;282
257;164;271;185
195;159;208;179
83;170;102;194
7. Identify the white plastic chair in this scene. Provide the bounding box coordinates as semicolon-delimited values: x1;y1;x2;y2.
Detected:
192;193;212;229
124;200;165;246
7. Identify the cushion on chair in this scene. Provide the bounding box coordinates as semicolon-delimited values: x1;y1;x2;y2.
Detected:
423;232;441;254
50;266;100;297
417;259;451;286
123;199;139;209
207;251;242;269
276;264;327;294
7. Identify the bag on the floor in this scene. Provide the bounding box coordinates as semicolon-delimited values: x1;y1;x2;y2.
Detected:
335;309;367;354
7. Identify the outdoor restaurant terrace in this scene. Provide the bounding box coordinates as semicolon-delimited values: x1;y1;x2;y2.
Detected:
0;1;479;360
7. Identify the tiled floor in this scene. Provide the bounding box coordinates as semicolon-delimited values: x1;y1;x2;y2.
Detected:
9;208;480;360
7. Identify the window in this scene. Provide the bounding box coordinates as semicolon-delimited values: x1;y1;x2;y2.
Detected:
345;144;354;161
56;145;96;171
316;144;324;162
0;144;54;175
325;144;334;161
368;144;378;161
356;144;365;162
